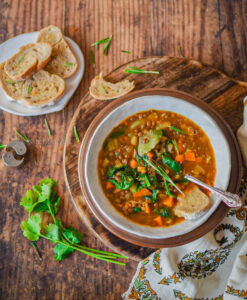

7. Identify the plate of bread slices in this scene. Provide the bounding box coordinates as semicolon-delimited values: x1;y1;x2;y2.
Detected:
0;25;84;116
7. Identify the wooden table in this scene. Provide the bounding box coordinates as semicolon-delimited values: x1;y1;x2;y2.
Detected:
0;1;246;299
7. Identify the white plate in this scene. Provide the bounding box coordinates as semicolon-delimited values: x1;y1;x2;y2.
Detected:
0;32;84;116
83;95;231;239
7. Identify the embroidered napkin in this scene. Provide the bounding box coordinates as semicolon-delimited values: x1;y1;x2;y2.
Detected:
123;169;247;300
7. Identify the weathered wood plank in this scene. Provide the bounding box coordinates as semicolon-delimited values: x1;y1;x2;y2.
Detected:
0;0;246;299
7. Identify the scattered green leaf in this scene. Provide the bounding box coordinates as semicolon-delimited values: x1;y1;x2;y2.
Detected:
0;144;6;150
44;118;52;137
15;130;30;143
17;54;24;64
65;62;73;66
27;85;30;96
125;66;159;75
121;50;131;54
169;126;185;134
73;126;80;143
6;80;17;84
89;50;95;68
103;35;112;55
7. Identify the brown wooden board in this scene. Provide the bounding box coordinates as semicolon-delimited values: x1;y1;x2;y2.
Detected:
64;56;247;261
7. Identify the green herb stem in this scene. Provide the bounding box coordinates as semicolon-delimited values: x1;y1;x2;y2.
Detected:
169;126;185;134
89;50;95;68
39;234;126;265
121;50;131;54
103;35;112;56
124;66;159;75
17;54;24;64
91;36;111;47
15;130;30;143
31;242;42;261
27;85;30;97
65;62;73;66
73;126;80;143
44;118;52;137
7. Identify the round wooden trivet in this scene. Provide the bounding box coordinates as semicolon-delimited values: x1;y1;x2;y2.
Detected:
63;56;247;261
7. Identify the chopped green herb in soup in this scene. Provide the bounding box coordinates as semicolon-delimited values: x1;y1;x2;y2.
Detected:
97;110;216;227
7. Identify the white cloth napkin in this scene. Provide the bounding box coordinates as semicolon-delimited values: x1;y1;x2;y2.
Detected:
123;169;247;300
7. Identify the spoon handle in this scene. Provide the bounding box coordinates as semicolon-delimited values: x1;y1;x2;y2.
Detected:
184;175;242;208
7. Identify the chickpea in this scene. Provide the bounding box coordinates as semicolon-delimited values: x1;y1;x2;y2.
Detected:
131;135;138;146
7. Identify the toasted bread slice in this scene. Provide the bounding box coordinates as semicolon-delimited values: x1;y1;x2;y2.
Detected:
0;62;65;107
36;25;63;46
44;39;78;78
89;73;135;100
4;43;52;81
37;25;78;78
174;185;211;220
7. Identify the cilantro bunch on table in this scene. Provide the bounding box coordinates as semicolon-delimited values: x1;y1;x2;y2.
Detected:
20;178;127;265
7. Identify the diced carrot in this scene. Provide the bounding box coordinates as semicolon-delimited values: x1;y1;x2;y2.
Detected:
133;188;152;198
162;197;174;208
147;152;154;158
130;159;139;169
161;136;167;142
185;151;196;161
106;181;114;189
137;166;146;173
153;216;163;226
177;137;184;152
196;156;202;162
144;202;151;214
115;188;121;193
175;154;184;163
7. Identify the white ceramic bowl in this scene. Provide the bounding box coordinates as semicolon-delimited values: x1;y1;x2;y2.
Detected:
78;89;241;247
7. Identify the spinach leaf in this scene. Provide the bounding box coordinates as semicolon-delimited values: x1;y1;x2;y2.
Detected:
162;153;182;174
156;208;174;219
133;207;141;212
148;175;158;188
109;175;134;190
145;189;158;203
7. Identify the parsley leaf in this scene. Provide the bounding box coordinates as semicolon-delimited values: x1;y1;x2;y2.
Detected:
54;244;74;261
20;189;39;213
45;223;60;242
63;227;83;244
21;214;41;241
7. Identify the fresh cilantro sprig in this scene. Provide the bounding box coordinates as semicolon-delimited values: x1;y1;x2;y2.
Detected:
20;178;127;265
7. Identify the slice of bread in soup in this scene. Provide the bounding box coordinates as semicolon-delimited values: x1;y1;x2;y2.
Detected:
4;43;52;80
37;25;78;78
174;184;211;220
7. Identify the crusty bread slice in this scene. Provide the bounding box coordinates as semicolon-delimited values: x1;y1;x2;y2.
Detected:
0;62;65;107
37;25;78;78
44;39;78;78
174;185;211;220
0;62;24;99
4;43;52;80
36;25;63;46
89;72;135;100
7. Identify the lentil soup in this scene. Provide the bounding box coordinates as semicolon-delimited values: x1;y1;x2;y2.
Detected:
97;110;216;227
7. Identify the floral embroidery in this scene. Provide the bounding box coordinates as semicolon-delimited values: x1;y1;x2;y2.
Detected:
153;249;162;275
226;285;247;299
173;290;223;300
214;224;243;247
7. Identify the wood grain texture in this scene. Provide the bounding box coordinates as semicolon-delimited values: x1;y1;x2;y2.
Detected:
0;1;247;299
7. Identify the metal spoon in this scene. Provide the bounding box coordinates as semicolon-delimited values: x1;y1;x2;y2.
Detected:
184;174;243;208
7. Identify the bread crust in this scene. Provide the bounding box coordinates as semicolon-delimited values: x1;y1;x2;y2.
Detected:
89;73;135;100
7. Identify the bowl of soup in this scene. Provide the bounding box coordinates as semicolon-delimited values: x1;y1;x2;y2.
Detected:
78;88;241;247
